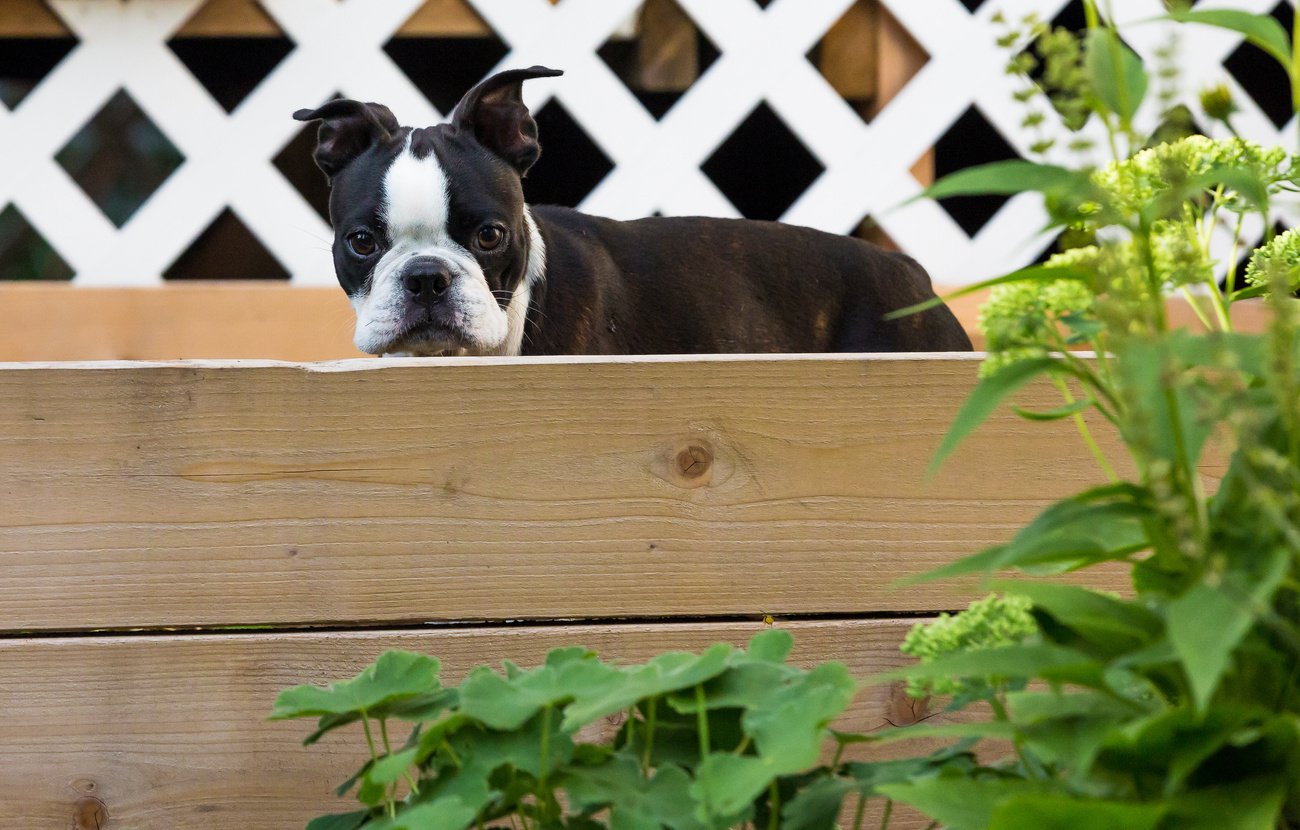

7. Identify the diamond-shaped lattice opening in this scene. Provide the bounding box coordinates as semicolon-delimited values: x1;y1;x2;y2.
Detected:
0;204;74;281
0;37;77;111
384;0;509;114
1224;2;1294;130
933;106;1020;237
807;1;928;125
165;208;289;280
524;100;615;208
275;118;332;223
168;0;295;113
959;0;987;11
597;0;719;121
702;101;825;222
1050;0;1086;34
56;90;184;228
852;215;901;252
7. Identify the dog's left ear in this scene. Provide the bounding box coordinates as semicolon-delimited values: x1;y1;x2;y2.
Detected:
451;66;563;175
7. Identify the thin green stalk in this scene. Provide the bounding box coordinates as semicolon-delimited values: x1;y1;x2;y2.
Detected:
735;735;751;756
1052;376;1119;481
851;792;868;830
879;799;894;830
379;718;420;798
1224;210;1246;301
695;684;710;760
540;705;552;786
361;713;380;764
830;738;845;767
1177;286;1215;330
768;780;781;830
642;697;657;774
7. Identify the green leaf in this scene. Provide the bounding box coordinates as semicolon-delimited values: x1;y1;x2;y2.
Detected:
458;651;621;731
856;720;1016;746
1169;9;1292;69
742;662;856;767
988;794;1165;829
877;777;1058;830
746;629;794;663
1012;397;1094;422
366;746;419;787
929;356;1073;476
1167;548;1290;711
306;810;371;830
566;758;708;830
1085;28;1148;124
562;644;734;730
989;581;1160;653
781;777;854;830
922;160;1082;200
912;484;1152;583
691;754;773;820
1166;777;1287;830
880;644;1095;687
885;264;1093;320
362;797;478;830
271;651;440;723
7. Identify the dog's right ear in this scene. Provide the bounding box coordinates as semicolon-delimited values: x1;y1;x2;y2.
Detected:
292;99;400;182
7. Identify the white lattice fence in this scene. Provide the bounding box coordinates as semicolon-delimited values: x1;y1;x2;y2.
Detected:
0;0;1294;287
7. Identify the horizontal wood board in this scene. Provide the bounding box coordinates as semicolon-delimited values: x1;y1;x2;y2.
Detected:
0;354;1143;632
0;283;1271;362
0;619;954;830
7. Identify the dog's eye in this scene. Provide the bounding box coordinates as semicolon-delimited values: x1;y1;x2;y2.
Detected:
346;230;378;258
476;225;505;251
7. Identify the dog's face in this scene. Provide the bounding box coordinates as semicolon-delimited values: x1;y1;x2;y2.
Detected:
295;67;561;355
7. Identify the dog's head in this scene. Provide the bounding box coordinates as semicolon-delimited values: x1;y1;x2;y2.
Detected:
294;67;561;355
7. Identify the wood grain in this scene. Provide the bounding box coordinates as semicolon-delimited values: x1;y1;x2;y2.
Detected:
0;354;1137;632
0;283;1270;361
0;619;955;830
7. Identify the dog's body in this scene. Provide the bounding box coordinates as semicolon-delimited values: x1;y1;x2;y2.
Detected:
295;67;971;357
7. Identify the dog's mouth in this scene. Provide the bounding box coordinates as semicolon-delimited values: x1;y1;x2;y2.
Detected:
383;319;465;355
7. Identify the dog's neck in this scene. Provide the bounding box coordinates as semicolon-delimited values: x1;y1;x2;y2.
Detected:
480;206;545;357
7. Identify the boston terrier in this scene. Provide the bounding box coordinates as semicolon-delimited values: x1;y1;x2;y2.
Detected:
293;66;972;356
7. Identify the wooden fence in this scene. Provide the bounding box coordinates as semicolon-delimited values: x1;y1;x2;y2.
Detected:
0;351;1184;829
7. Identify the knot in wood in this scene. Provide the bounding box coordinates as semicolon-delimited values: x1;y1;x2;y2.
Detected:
73;796;108;830
675;444;713;479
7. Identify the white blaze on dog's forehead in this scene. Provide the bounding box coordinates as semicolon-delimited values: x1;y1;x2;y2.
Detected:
382;139;450;239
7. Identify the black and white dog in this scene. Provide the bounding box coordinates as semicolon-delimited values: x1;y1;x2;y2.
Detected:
294;67;971;356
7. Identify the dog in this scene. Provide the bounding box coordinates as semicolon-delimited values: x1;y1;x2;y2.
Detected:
294;67;972;356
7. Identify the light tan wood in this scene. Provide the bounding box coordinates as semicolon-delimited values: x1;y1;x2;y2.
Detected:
0;0;70;37
816;0;878;102
0;619;953;830
176;0;282;37
637;0;700;93
0;354;1139;632
0;283;1269;362
396;0;494;37
0;283;362;362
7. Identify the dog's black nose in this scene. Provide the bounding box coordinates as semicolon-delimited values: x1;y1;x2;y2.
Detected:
402;259;452;304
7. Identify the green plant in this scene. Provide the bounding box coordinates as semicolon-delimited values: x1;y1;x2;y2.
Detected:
870;3;1300;827
279;6;1300;829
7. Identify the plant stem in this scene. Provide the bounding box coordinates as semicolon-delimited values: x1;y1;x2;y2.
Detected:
361;713;379;764
695;685;710;760
1053;375;1120;481
642;697;657;775
540;705;552;786
879;799;893;830
768;780;781;830
851;792;868;830
1177;286;1214;331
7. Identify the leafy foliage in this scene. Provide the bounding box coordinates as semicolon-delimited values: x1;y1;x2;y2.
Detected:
883;3;1300;828
276;631;945;830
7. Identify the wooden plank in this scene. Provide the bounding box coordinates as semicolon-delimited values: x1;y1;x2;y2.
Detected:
637;0;700;93
816;0;878;103
0;354;1135;631
0;283;362;362
0;283;1270;362
176;0;282;37
0;0;71;37
0;619;953;830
